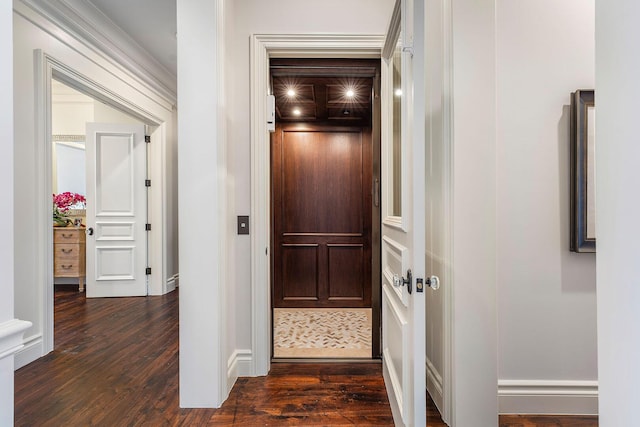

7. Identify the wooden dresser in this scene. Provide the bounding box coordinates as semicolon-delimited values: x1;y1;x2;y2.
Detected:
54;227;86;292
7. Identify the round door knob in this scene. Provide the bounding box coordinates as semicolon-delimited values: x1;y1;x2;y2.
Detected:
87;227;94;236
392;274;402;287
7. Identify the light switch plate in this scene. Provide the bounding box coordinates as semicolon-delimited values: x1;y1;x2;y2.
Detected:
237;215;249;235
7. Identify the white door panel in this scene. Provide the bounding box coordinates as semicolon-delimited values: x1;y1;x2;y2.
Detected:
383;283;410;419
382;235;409;307
86;122;147;297
381;0;427;425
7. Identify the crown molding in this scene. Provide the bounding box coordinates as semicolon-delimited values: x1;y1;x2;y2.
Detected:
16;0;177;103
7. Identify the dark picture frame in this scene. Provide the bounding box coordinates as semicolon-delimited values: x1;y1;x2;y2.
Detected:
570;89;596;253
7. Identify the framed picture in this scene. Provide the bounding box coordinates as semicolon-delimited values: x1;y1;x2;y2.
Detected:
570;89;596;253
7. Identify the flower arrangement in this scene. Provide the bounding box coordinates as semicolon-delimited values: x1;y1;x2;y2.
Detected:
53;192;86;226
54;192;86;211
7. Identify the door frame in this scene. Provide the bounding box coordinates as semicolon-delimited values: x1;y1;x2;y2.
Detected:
34;51;168;358
251;35;384;374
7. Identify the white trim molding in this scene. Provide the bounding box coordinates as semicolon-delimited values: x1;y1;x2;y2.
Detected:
167;273;179;292
249;33;385;378
15;0;176;101
0;319;32;360
14;334;43;369
227;349;253;383
498;380;599;415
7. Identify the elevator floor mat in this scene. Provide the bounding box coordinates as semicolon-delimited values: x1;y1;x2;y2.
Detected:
273;308;372;358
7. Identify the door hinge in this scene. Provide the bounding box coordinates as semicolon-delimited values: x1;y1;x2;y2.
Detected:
145;223;151;231
146;267;152;275
145;135;151;143
145;179;151;187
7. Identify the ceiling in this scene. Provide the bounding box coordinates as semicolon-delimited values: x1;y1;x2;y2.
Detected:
87;0;177;76
271;59;380;126
77;5;380;125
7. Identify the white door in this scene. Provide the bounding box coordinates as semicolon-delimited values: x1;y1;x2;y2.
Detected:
424;0;451;420
381;0;427;426
85;122;148;298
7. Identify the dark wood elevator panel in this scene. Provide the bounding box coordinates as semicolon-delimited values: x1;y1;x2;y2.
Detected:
272;125;372;308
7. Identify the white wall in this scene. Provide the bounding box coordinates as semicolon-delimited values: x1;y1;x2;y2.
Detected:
93;99;141;124
51;81;109;135
595;0;640;423
1;0;15;423
496;0;598;415
13;4;176;368
228;0;394;362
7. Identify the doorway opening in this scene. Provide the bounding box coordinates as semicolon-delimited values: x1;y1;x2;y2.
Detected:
17;51;172;369
51;79;148;297
269;58;382;360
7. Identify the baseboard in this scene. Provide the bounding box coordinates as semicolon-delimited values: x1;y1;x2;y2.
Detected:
14;334;44;370
167;274;179;292
54;278;82;286
498;379;598;415
227;349;253;383
426;357;444;414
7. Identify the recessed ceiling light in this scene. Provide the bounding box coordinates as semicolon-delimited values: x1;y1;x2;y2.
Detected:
293;108;301;116
346;89;355;98
287;89;296;97
395;88;402;97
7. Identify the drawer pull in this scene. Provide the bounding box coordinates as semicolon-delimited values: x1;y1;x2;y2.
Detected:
61;248;73;254
61;264;73;269
62;233;73;238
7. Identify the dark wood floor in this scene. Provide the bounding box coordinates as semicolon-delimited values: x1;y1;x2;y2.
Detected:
499;415;598;427
14;289;598;426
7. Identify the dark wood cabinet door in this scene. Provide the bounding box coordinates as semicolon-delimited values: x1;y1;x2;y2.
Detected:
272;125;372;308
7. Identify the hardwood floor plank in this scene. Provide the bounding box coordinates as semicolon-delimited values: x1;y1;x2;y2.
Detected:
15;289;599;426
427;392;448;427
499;414;599;427
207;364;393;425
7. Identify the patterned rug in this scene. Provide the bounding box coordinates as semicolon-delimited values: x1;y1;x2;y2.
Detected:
273;308;372;358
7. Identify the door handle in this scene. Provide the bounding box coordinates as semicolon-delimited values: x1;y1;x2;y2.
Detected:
87;227;94;236
392;269;413;294
373;178;380;207
426;275;440;290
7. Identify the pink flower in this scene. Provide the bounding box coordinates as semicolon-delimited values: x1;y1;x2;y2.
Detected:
53;192;86;211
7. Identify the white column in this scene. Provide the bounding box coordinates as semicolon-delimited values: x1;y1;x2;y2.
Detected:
1;3;31;425
177;0;229;407
451;0;498;425
595;1;640;424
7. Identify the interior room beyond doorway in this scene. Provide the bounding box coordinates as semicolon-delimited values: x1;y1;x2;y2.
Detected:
269;58;381;360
